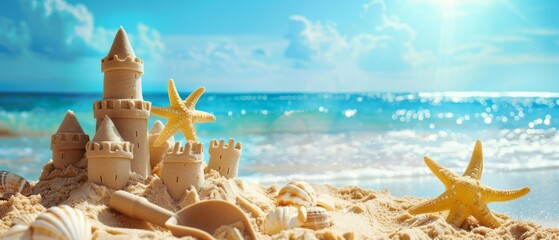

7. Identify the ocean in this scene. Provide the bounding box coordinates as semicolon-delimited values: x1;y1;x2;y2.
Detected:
1;92;558;226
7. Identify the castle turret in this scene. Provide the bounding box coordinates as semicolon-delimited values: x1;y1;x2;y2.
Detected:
148;120;175;169
50;110;89;169
207;139;242;178
93;26;151;178
86;116;132;190
160;141;205;201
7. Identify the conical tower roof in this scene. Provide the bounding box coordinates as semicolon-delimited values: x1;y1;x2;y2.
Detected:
56;110;85;134
93;116;124;142
149;120;165;134
106;26;136;59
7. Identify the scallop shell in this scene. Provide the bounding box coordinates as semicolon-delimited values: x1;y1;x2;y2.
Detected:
1;224;31;240
276;181;317;208
263;206;307;235
30;205;92;240
13;213;39;226
302;207;331;230
0;171;31;200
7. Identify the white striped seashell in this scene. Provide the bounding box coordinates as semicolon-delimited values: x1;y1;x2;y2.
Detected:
12;213;39;227
0;224;31;240
302;207;331;230
0;171;31;200
276;181;317;208
30;205;92;240
263;206;307;235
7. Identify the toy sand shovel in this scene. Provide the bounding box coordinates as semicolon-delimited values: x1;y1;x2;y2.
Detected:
110;190;257;240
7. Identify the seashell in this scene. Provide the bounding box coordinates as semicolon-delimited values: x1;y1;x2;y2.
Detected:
276;181;317;208
263;206;307;235
302;207;332;230
316;194;335;211
0;171;32;200
1;224;31;239
12;213;39;227
30;205;92;240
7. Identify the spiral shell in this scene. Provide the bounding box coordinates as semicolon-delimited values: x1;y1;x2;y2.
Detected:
263;206;307;235
276;181;317;208
30;205;92;240
302;207;331;230
0;171;31;200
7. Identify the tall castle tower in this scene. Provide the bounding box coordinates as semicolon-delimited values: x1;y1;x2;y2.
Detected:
86;116;132;190
207;139;242;179
160;141;205;200
93;27;151;177
50;110;89;169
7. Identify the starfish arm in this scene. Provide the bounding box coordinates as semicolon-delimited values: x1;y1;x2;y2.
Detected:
463;140;483;180
446;206;470;227
408;191;454;215
482;186;530;203
167;80;189;112
470;205;501;228
424;156;458;189
192;110;216;123
153;118;183;147
151;106;175;118
183;87;206;110
181;120;197;141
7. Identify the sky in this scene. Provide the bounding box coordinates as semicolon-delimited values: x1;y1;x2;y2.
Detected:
0;0;559;93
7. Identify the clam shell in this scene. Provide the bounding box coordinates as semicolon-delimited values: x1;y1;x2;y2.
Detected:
302;207;331;230
276;181;317;208
1;224;31;240
12;213;39;226
0;171;31;200
30;205;92;240
263;206;307;235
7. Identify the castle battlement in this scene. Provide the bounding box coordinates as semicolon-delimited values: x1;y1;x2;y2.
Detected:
101;55;143;73
85;141;133;159
51;133;89;150
164;141;203;163
209;139;242;157
93;99;151;119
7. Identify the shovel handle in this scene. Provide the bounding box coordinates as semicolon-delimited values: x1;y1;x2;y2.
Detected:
110;190;174;228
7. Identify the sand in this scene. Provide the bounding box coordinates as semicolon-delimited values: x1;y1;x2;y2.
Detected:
1;159;558;240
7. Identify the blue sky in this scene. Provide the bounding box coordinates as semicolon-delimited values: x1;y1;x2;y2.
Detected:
1;0;559;92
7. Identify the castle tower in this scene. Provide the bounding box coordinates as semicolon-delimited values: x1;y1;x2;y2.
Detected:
148;120;175;169
160;141;205;201
50;110;90;169
86;116;132;190
93;26;151;178
207;139;242;179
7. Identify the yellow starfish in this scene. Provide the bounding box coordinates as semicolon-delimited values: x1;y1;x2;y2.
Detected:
408;140;530;228
151;80;215;146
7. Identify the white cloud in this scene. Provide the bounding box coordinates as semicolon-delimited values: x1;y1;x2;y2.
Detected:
284;0;434;70
0;0;164;60
0;17;30;55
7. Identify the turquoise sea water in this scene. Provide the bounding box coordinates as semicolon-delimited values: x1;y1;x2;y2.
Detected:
1;92;558;226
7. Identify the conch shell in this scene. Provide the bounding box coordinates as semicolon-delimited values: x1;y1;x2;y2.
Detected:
30;205;92;240
276;181;317;208
302;207;331;230
263;206;307;235
0;171;31;200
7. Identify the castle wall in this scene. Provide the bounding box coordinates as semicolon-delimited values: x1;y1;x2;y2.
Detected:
103;70;143;100
161;161;204;200
52;149;85;169
94;99;151;178
88;157;131;189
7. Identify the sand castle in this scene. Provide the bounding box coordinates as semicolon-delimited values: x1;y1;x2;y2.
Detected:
160;141;205;200
50;110;90;169
207;139;242;178
2;25;550;240
86;117;133;190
